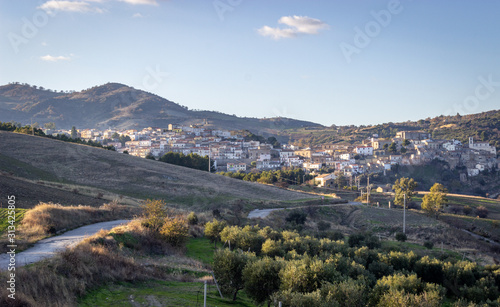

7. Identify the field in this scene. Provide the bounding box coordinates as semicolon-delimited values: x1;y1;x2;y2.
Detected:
79;280;256;307
0;131;315;210
0;208;27;232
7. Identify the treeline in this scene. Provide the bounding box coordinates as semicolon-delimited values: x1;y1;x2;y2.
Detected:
0;121;115;151
158;152;212;172
207;222;500;306
217;168;313;185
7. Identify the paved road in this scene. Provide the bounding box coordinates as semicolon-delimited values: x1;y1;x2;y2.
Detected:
0;219;130;270
248;201;361;219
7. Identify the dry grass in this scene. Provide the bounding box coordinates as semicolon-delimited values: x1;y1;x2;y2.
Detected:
0;201;138;253
0;218;196;307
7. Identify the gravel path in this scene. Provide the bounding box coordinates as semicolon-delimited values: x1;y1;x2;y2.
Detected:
0;219;130;270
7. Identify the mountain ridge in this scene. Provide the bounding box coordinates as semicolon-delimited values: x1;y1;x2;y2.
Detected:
0;82;322;134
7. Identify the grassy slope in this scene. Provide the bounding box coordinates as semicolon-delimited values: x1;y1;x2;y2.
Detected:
0;131;314;208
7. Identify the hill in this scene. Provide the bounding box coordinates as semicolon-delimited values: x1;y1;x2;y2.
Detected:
0;82;322;135
0;131;314;209
282;109;500;148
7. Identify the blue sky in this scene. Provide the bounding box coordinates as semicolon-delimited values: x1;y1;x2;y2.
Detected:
1;0;500;126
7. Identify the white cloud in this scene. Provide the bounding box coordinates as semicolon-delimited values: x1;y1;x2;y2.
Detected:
40;55;72;62
119;0;158;5
258;15;329;40
132;12;144;18
38;1;105;14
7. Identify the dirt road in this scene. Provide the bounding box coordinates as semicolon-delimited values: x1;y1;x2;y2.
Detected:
0;219;130;270
248;201;361;219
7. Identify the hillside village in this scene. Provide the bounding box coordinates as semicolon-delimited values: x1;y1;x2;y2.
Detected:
45;125;499;186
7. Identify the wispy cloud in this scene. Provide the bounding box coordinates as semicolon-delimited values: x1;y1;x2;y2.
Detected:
38;1;105;14
38;0;157;15
40;55;72;62
119;0;158;5
258;16;329;40
132;12;144;18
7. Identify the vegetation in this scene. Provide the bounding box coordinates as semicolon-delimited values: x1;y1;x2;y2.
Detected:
421;183;448;218
159;151;213;172
0;202;135;253
211;224;500;306
0;121;115;150
217;168;313;185
393;177;418;207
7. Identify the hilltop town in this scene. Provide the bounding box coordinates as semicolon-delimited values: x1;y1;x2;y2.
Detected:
46;125;499;188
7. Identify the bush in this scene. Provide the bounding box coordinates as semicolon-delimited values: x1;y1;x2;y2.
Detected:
141;199;169;231
395;232;407;242
449;206;461;214
424;241;434;249
463;205;472;216
160;217;189;247
286;210;307;225
317;221;331;231
475;206;488;218
186;212;198;225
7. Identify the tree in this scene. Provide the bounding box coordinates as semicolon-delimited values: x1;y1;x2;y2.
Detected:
213;249;255;301
243;257;282;306
204;219;227;248
71;126;78;139
392;177;417;207
141;199;169;231
421;183;448;218
463;205;472;215
111;132;120;139
388;142;398;154
402;139;411;147
145;152;155;160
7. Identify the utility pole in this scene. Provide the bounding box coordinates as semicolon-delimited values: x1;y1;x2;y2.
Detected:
204;280;207;307
208;144;211;173
403;193;406;234
367;176;370;205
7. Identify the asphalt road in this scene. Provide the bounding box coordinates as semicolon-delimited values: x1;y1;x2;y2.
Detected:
0;219;130;270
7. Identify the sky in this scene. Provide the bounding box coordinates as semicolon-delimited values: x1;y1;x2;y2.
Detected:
1;0;500;127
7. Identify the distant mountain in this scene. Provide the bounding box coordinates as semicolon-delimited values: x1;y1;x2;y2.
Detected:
0;82;322;134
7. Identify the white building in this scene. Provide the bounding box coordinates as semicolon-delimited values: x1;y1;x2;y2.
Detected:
355;146;374;156
469;137;496;155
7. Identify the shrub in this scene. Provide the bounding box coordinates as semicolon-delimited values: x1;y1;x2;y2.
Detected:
395;232;407;242
449;206;461;214
424;241;434;249
317;221;331;231
463;206;472;216
141;199;169;231
286;210;307;225
160;217;189;247
186;212;198;225
475;206;488;218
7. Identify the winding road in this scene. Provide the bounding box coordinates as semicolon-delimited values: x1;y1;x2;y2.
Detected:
0;219;130;270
